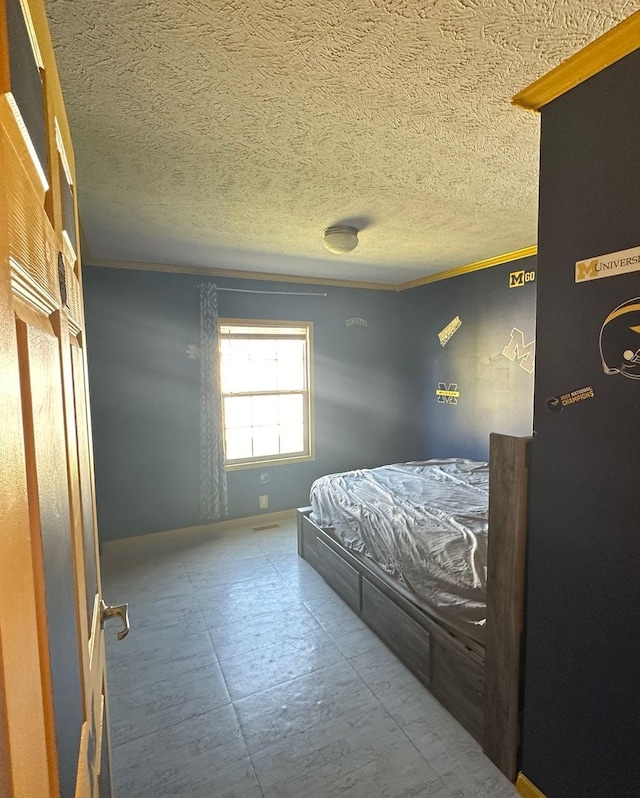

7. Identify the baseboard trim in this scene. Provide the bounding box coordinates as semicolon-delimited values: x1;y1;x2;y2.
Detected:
516;772;547;798
102;509;296;547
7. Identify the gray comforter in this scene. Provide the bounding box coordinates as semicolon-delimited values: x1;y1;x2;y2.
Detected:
309;459;489;645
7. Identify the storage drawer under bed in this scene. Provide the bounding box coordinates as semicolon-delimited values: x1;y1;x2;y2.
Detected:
298;514;360;612
313;537;360;613
361;577;431;685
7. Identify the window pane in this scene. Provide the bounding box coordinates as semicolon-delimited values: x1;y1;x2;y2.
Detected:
278;394;303;425
276;363;304;390
276;340;304;360
276;340;305;390
225;427;253;460
224;396;251;429
279;423;304;454
251;339;278;361
253;425;279;457
251;395;278;427
221;341;252;392
251;358;279;392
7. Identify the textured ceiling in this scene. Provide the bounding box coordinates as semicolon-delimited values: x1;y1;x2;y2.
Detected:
44;0;634;284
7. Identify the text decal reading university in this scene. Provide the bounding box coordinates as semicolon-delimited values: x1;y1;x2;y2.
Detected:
576;244;640;283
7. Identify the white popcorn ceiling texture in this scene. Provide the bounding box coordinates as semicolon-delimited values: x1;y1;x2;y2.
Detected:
45;0;634;284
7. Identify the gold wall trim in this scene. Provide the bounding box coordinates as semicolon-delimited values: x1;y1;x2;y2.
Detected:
396;246;537;291
513;11;640;112
88;257;397;292
88;246;538;292
516;772;548;798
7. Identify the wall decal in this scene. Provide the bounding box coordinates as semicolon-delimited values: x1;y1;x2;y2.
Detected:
547;385;594;411
599;297;640;379
575;244;640;283
509;268;536;288
436;383;459;404
345;317;367;327
438;315;462;346
502;327;535;374
186;344;200;359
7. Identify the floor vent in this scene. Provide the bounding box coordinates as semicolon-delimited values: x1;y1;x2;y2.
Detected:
253;523;280;532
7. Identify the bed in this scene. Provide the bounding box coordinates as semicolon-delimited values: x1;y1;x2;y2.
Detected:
297;433;529;781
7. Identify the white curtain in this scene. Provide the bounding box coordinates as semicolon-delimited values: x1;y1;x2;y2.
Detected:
199;283;229;521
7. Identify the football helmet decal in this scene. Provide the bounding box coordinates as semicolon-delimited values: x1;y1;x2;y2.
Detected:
599;298;640;379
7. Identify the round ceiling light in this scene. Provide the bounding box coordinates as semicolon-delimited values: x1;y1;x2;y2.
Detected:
323;225;359;255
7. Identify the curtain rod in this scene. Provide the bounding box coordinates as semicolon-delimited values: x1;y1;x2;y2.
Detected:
216;287;327;297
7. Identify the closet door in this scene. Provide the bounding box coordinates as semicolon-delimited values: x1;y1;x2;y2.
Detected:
0;1;121;795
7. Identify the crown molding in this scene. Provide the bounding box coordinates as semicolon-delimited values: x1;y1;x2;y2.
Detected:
395;246;537;291
86;246;538;292
513;11;640;112
87;256;397;292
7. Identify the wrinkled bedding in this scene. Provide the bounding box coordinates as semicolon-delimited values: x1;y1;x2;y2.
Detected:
309;459;489;645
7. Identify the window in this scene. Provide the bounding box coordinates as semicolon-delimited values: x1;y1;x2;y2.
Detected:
219;320;313;468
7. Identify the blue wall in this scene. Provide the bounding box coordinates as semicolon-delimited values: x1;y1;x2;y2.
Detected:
84;255;536;540
83;267;420;540
408;257;537;462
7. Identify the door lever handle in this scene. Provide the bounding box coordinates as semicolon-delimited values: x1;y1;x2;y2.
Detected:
100;600;130;640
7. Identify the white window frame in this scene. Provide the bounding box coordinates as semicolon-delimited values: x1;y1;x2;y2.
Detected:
219;319;314;470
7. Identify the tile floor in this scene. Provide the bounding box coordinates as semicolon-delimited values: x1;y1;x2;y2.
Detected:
101;512;519;798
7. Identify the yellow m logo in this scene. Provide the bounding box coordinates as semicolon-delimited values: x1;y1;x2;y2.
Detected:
576;260;598;281
509;270;524;288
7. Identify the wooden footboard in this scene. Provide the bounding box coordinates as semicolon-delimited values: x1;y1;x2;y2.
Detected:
297;432;530;782
484;433;530;779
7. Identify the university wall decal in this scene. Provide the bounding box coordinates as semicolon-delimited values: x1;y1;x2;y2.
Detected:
575;244;640;284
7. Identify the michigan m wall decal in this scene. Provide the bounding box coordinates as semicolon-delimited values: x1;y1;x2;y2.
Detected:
509;269;536;288
436;384;459;404
502;328;535;374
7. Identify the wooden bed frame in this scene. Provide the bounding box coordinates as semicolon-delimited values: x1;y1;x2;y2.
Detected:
297;433;530;781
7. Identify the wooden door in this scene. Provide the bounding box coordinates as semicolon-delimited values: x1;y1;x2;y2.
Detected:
0;1;117;795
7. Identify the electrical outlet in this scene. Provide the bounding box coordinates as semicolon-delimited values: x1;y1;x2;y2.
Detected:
259;494;268;509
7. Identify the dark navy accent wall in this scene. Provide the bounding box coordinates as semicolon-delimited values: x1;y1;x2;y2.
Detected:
409;257;536;462
83;267;420;540
521;50;640;797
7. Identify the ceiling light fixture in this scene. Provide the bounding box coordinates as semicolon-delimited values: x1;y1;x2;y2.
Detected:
323;225;359;255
